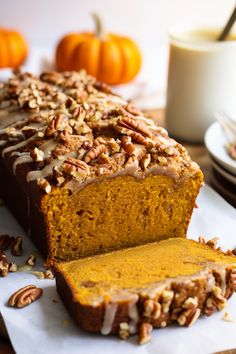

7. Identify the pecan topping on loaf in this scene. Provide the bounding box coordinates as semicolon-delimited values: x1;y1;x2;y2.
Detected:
0;70;200;193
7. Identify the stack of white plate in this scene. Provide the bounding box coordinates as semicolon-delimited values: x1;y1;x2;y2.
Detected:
205;122;236;186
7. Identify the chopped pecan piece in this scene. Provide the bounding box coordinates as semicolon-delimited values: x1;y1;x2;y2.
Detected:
44;269;54;279
107;138;120;153
119;322;130;340
8;262;18;272
38;178;52;194
30;147;44;162
206;237;219;249
0;251;8;277
138;322;153;345
26;255;37;266
143;299;161;319
177;297;200;326
11;236;23;256
8;285;43;308
58;126;73;143
205;286;227;315
161;290;174;313
141;153;151;169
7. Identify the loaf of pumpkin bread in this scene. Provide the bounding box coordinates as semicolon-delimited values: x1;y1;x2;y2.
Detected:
0;70;203;262
55;238;236;344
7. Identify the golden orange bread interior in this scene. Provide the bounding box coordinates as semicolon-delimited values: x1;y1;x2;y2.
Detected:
55;238;236;306
42;171;203;262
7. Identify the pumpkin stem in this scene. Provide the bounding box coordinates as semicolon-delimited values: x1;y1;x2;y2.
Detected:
92;13;106;39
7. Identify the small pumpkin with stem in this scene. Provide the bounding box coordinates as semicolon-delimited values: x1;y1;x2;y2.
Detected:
55;13;142;85
0;27;28;68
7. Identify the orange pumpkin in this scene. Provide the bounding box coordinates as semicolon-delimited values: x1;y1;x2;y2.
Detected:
0;28;28;69
56;14;142;85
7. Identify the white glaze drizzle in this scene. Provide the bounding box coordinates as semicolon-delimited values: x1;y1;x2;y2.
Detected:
217;268;226;296
128;300;139;323
128;300;139;334
11;139;57;176
11;151;28;157
2;133;41;157
0;140;6;146
39;139;57;156
13;153;33;175
206;274;216;292
0;116;29;146
0;112;27;129
101;303;118;335
26;158;63;182
26;152;76;182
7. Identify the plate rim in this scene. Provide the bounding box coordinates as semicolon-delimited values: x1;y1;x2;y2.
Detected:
204;121;236;175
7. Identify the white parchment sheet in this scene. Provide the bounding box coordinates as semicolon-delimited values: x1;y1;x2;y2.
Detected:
1;185;236;354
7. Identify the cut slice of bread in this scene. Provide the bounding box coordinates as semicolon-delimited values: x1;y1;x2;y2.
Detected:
55;238;236;344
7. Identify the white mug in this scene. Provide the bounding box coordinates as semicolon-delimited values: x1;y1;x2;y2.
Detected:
165;26;236;143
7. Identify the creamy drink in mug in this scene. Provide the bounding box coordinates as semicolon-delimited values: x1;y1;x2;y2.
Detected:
166;26;236;143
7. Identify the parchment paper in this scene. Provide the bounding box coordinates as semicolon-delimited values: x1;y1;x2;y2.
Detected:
1;185;236;354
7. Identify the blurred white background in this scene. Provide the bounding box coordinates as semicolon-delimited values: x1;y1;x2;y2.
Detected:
0;0;235;107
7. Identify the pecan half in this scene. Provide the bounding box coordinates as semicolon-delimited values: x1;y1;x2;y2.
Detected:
121;136;135;154
94;81;115;95
8;285;43;308
11;236;23;256
117;116;153;139
45;113;68;137
124;104;143;116
138;322;153;345
84;144;106;163
0;251;8;277
63;157;89;178
40;71;62;85
120;127;150;146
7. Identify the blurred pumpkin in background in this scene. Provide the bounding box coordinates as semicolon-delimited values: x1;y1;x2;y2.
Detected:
0;28;28;68
55;14;142;85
